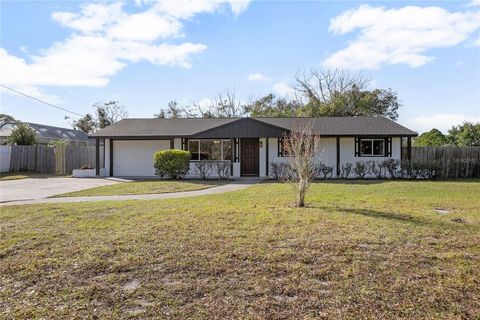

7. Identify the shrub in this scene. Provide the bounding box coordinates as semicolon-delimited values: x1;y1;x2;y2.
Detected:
340;163;353;178
270;162;294;181
314;162;333;180
400;161;441;180
370;161;387;179
354;161;371;179
383;159;400;179
7;123;36;145
215;161;231;179
195;161;214;179
153;149;190;179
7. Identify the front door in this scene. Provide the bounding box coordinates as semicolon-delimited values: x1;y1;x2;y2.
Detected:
240;138;259;176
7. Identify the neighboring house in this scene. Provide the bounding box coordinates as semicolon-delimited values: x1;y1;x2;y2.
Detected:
0;122;93;146
90;117;418;178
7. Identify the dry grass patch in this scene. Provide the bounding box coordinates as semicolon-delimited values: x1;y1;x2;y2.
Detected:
1;180;479;319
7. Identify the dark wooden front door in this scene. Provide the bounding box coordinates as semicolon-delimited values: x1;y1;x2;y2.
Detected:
240;138;259;176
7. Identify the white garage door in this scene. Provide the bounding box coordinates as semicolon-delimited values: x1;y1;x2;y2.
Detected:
113;140;170;176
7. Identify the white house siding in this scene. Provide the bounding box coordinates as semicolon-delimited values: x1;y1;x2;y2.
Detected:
259;138;267;177
101;137;402;178
267;137;337;176
112;140;170;176
267;137;402;178
174;138;182;149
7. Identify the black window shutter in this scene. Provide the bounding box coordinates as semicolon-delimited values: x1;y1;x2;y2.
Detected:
388;137;392;156
355;137;360;157
384;137;388;157
278;138;283;157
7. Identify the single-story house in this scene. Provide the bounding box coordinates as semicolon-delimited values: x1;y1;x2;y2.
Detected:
0;122;94;146
90;117;418;178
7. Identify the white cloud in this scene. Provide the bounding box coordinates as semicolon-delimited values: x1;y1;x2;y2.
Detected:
150;0;250;19
469;0;480;6
52;3;125;34
273;82;294;97
407;114;480;133
324;5;480;70
107;12;183;41
247;72;268;81
0;0;250;101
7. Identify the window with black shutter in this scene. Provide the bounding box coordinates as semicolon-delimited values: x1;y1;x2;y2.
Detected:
355;137;392;157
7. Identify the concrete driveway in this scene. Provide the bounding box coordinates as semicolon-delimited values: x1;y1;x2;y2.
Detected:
0;177;118;203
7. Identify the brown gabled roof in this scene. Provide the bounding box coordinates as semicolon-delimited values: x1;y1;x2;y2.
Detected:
255;117;417;136
90;116;417;138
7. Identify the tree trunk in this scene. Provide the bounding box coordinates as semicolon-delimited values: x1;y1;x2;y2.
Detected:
296;179;306;207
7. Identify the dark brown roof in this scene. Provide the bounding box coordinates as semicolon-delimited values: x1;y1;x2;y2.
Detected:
90;117;417;138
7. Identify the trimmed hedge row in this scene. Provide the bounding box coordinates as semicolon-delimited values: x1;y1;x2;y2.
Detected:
270;159;443;181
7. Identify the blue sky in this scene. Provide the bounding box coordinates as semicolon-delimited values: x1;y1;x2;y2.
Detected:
1;0;479;133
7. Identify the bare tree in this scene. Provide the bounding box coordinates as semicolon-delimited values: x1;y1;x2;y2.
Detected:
295;68;370;105
95;101;128;128
283;121;320;207
213;89;244;118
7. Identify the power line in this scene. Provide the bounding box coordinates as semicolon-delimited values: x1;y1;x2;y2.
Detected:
0;84;84;117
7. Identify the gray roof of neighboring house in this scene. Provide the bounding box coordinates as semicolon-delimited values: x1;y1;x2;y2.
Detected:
0;122;91;143
90;116;418;138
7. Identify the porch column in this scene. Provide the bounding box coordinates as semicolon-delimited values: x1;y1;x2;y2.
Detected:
109;139;114;176
407;137;412;161
400;137;403;161
336;136;340;177
265;138;269;176
230;138;234;175
95;138;100;176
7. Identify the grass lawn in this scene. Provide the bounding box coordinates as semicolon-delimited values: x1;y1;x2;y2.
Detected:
54;179;228;197
1;180;479;319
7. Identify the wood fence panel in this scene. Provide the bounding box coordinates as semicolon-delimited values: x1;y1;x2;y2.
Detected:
64;146;100;174
8;144;102;175
9;145;36;172
402;146;480;178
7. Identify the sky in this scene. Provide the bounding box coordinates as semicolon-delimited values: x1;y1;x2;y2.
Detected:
0;0;479;134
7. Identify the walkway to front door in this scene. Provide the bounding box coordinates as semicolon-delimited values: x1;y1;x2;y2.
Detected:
240;138;259;176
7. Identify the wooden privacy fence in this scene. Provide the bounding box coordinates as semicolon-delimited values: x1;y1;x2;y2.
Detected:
9;145;104;175
402;146;480;178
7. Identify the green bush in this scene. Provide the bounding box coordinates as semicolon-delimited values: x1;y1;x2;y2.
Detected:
153;149;191;179
7;123;36;145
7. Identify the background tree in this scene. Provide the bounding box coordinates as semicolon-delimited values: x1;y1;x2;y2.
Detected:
0;113;17;125
154;110;166;118
244;94;301;117
414;129;448;147
283;122;319;208
7;123;36;145
447;122;480;146
295;69;401;120
73;113;96;134
211;89;244;118
94;101;128;129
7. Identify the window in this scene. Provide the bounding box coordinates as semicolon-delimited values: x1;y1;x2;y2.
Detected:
189;140;200;160
188;139;232;161
360;139;385;156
